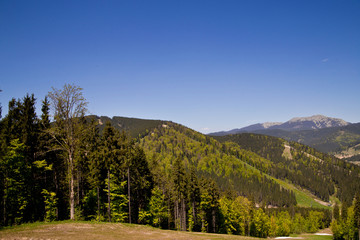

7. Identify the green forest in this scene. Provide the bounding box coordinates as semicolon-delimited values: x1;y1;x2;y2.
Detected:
1;84;360;239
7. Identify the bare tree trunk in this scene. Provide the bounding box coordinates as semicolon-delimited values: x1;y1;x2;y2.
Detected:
107;169;111;222
128;167;131;224
69;154;75;220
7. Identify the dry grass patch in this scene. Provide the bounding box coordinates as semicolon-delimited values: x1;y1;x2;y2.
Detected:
0;221;260;240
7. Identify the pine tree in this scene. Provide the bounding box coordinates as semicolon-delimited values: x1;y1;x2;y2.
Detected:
87;120;105;221
127;145;153;224
172;157;187;231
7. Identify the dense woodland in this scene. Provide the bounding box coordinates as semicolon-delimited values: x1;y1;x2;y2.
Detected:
1;84;360;239
215;133;360;204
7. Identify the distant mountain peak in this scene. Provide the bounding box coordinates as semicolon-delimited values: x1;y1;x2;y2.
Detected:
287;115;349;129
209;115;351;136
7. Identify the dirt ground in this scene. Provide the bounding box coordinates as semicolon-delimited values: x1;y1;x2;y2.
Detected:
0;221;258;240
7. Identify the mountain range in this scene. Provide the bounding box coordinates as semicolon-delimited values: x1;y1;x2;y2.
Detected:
208;115;360;159
209;115;350;136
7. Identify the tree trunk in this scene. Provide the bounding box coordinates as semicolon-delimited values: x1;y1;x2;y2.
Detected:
77;170;80;205
182;198;186;231
192;201;195;225
128;167;131;224
55;171;59;220
69;154;75;220
107;169;111;222
175;199;179;230
3;181;6;225
212;209;216;233
97;186;100;221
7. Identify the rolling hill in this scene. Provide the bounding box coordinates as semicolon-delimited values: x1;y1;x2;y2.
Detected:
98;115;360;206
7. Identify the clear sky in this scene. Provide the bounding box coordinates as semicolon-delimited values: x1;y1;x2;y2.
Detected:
1;0;359;133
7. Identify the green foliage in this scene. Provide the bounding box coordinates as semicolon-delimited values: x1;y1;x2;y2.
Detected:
305;211;324;233
104;175;128;223
292;213;306;234
140;123;296;208
41;189;57;222
2;139;29;225
331;197;360;240
219;196;251;235
149;187;168;228
251;208;270;238
275;211;291;236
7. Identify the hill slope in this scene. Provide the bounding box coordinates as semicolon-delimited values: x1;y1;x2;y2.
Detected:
138;122;296;207
88;115;359;206
246;123;360;155
214;133;360;204
88;115;166;138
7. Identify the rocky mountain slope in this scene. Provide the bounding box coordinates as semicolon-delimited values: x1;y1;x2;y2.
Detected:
209;115;350;136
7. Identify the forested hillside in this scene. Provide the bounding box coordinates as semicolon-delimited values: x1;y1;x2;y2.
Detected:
139;122;296;207
1;85;360;239
87;115;166;138
223;123;360;157
214;133;360;204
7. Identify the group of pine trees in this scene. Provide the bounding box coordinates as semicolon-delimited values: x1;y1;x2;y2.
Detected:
331;195;360;240
0;84;359;239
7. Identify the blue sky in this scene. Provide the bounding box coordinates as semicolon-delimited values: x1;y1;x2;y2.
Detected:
1;0;359;133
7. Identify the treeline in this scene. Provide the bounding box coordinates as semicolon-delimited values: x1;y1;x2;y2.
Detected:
215;133;360;203
0;84;341;238
331;195;360;240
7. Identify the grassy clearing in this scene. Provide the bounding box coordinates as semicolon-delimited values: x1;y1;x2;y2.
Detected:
0;221;260;240
287;233;332;240
272;178;330;209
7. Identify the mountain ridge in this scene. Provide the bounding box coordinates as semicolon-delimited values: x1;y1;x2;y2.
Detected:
209;115;351;136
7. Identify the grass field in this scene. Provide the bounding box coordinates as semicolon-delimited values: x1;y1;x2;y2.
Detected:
0;221;260;240
0;221;333;240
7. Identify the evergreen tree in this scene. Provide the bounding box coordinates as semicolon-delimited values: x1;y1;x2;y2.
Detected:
172;156;188;231
127;145;153;224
